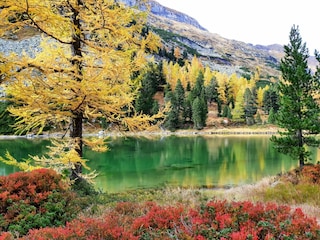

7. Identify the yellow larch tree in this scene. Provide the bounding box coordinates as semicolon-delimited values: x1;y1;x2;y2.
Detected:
173;47;182;59
203;65;215;86
257;85;269;109
187;56;204;87
215;72;229;104
0;0;162;178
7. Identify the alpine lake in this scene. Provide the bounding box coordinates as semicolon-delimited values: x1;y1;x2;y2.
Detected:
0;134;319;193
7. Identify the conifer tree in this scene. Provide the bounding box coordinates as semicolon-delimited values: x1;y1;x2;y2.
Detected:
192;97;203;129
267;107;276;124
0;0;162;178
164;91;179;131
190;72;207;129
263;87;280;114
135;63;160;115
174;79;185;125
271;25;320;167
244;88;257;125
205;77;219;104
232;88;245;122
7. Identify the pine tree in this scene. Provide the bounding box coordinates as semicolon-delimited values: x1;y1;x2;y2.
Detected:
263;87;280;114
271;25;320;167
189;72;207;129
244;88;257;125
192;97;203;129
135;63;159;115
205;77;219;104
164;91;179;131
174;79;185;125
268;107;276;124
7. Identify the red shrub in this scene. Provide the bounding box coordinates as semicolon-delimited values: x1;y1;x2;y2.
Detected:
0;168;68;210
0;169;77;235
301;164;320;184
4;199;319;239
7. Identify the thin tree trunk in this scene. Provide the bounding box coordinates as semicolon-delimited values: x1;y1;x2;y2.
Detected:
297;129;304;168
70;0;84;177
70;114;83;177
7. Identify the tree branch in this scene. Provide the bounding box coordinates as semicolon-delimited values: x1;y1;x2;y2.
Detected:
25;0;72;45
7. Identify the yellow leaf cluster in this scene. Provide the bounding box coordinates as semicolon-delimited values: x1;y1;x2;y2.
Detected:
83;137;109;152
31;139;90;172
0;0;162;136
0;151;40;172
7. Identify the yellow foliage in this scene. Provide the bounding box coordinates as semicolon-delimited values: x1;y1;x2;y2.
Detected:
0;0;162;177
83;138;109;152
162;56;206;90
173;47;182;59
0;151;40;172
257;86;269;108
30;139;90;173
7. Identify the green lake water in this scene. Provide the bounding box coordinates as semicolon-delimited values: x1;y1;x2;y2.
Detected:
0;135;319;193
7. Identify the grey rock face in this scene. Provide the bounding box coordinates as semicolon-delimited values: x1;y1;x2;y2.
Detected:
118;0;207;31
0;36;42;58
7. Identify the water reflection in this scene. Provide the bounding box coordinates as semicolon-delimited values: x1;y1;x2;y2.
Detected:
85;135;318;192
0;136;318;193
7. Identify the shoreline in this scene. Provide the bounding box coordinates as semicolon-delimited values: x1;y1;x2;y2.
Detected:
0;126;280;139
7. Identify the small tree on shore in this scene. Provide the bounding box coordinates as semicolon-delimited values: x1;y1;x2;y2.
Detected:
271;25;320;168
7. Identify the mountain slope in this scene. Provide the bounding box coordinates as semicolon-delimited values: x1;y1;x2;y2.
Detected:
150;14;282;78
118;0;207;31
122;0;317;77
119;0;283;78
1;1;315;78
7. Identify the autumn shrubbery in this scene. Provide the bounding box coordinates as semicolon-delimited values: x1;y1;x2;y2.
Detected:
1;168;320;239
4;200;318;240
0;169;79;236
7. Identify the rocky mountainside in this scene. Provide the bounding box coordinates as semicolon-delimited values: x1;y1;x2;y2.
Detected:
118;0;206;31
118;0;284;78
0;1;317;78
121;0;318;77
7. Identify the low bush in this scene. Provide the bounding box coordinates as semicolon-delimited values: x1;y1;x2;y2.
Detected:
0;169;79;236
260;164;320;207
4;200;319;239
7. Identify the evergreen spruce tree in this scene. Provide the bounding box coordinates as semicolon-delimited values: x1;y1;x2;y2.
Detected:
192;97;203;129
135;65;158;115
174;79;186;126
271;25;320;168
222;105;232;118
183;98;193;123
205;77;219;104
189;72;208;129
263;87;280;114
175;79;185;111
244;88;257;125
268;107;276;124
164;91;179;131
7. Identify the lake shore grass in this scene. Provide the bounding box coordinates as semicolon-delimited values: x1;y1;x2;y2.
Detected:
94;167;320;224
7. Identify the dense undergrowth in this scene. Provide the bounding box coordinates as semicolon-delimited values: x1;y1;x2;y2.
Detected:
0;166;320;239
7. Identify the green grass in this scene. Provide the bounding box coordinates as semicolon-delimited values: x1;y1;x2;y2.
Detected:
261;182;320;206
